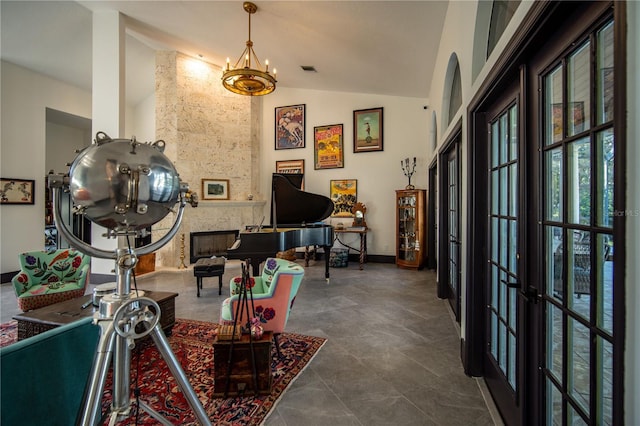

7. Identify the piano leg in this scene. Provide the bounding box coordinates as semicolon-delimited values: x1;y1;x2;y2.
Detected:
323;245;331;282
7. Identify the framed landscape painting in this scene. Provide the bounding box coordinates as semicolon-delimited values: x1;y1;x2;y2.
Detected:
201;179;229;200
314;124;344;170
275;104;305;149
353;107;383;152
330;179;357;217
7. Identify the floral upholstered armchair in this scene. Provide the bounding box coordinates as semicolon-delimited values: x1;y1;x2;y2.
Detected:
220;257;304;356
12;248;90;311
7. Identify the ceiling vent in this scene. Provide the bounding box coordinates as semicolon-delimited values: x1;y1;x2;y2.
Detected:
300;65;317;72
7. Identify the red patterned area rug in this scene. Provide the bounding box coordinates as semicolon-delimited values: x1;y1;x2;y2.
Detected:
0;320;17;348
100;319;326;425
0;319;326;425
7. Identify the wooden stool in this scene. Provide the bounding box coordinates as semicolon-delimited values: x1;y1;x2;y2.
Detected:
193;258;226;296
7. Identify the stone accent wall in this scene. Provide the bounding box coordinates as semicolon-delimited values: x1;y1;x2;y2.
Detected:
154;51;263;267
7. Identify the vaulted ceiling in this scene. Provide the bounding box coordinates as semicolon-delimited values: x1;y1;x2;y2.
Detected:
1;1;449;106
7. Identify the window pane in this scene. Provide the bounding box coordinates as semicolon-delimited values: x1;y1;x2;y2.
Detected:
547;226;563;299
596;129;614;227
568;231;590;321
492;170;499;214
510;104;518;161
500;112;508;164
510;163;518;216
487;0;521;57
547;303;563;380
492;120;500;167
569;317;590;413
500;167;507;215
545;148;563;221
508;331;516;388
597;336;613;425
597;233;613;334
545;66;563;145
547;378;563;426
567;138;591;225
597;22;614;124
567;42;591;135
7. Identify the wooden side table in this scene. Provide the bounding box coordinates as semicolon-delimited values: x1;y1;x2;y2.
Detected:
334;227;369;270
13;290;178;341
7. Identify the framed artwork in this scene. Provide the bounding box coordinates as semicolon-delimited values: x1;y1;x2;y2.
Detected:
201;179;229;200
275;104;305;149
275;159;304;175
330;179;357;217
314;124;344;170
276;159;305;189
353;107;383;152
0;178;35;204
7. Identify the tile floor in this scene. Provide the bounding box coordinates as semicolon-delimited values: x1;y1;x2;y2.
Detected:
1;259;502;425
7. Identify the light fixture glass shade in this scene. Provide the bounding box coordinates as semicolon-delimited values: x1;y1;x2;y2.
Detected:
222;2;276;96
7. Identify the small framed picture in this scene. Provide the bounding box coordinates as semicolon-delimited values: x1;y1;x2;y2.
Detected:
353;107;383;153
330;179;357;217
314;124;344;170
201;179;229;200
0;178;35;205
275;159;305;175
275;104;305;149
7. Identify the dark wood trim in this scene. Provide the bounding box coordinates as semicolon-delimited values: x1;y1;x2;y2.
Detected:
427;162;438;270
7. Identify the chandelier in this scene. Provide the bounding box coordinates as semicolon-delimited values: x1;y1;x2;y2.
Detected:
222;1;276;96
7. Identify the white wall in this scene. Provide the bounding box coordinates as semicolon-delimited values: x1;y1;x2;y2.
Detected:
260;87;430;257
1;60;92;272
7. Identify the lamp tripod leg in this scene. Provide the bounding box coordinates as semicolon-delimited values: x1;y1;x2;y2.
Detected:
77;297;211;426
77;319;117;425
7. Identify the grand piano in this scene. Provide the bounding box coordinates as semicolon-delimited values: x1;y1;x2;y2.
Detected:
227;173;335;279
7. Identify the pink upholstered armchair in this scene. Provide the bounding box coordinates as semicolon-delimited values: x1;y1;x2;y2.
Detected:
220;257;304;356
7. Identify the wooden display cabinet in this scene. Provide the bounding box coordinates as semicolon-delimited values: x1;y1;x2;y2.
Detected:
396;189;427;269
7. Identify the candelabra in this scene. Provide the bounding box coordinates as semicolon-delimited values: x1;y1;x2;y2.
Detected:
401;157;417;189
178;233;187;269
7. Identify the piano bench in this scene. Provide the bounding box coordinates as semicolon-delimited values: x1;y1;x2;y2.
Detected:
193;258;226;297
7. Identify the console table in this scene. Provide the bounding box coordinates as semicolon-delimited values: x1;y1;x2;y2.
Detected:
334;227;369;270
13;290;178;341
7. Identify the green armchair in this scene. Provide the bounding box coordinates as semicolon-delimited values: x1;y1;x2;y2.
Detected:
11;248;90;311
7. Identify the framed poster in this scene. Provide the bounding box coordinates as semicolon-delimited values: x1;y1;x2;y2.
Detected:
275;104;305;149
314;124;344;170
201;179;229;200
0;178;35;204
353;107;383;152
276;159;305;189
330;179;357;217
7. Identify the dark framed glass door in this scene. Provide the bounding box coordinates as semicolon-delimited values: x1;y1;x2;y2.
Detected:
537;15;616;425
483;91;523;425
438;131;461;320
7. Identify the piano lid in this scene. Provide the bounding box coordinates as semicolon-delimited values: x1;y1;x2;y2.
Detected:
270;173;334;226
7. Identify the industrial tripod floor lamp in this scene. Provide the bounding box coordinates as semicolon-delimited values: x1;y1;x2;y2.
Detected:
49;132;211;425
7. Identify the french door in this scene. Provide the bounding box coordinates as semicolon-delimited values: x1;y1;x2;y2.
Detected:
467;3;622;425
535;12;617;426
438;133;461;320
483;86;523;426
